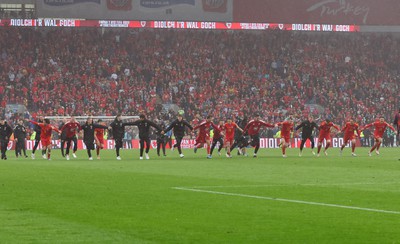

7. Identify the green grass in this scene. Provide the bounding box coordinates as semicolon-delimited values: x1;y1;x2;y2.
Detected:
1;147;400;243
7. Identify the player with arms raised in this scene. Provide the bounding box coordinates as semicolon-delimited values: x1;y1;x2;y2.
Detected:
163;114;193;158
94;119;107;159
193;115;220;158
362;117;396;156
339;118;361;156
209;120;224;158
80;117;108;160
123;114;161;160
60;116;82;160
276;118;294;158
243;114;274;158
224;118;243;158
316;118;340;156
28;118;60;160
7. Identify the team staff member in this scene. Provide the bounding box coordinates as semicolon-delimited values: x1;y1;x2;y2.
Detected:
80;117;108;160
124;114;161;160
31;116;46;159
14;119;28;158
58;119;68;157
163;114;193;158
109;114;136;160
0;118;13;160
156;121;167;157
230;116;249;156
295;116;319;157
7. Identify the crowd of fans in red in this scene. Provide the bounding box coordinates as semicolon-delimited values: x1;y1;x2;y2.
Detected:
0;28;399;128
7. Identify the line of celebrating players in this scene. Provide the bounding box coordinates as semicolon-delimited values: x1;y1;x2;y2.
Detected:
0;113;397;161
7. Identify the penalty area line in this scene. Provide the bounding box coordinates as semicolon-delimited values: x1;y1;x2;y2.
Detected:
172;187;400;215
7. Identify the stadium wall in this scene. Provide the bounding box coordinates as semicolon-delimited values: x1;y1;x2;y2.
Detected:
35;0;400;26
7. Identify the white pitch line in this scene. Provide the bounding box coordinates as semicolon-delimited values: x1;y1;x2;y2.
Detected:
172;187;400;215
184;182;400;189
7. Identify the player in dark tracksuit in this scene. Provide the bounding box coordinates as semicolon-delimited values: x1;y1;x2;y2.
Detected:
295;116;319;156
109;114;136;160
124;114;161;160
59;120;67;157
0;118;13;160
230;116;249;156
31;116;46;158
14;119;28;158
163;114;193;158
80;117;108;160
156;122;167;157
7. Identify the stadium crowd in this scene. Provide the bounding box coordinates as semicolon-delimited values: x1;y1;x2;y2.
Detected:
0;28;399;133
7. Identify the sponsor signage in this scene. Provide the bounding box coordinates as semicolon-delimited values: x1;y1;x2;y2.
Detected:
0;18;360;32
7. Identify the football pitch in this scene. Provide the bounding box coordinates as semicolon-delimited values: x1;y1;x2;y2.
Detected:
1;147;400;243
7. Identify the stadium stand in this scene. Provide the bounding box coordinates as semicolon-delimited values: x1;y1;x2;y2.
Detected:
0;28;398;130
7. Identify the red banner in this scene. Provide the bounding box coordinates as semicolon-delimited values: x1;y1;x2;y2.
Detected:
0;19;359;32
233;0;400;26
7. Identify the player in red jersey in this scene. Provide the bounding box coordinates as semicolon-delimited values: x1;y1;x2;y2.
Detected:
191;113;201;139
316;118;340;157
362;117;396;156
224;118;243;158
340;118;361;156
243;114;274;158
60;116;82;160
209;120;225;158
193;115;220;158
276;118;294;158
94;119;107;159
28;118;60;160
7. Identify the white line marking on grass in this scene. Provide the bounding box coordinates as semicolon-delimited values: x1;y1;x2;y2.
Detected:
172;187;400;215
185;182;400;189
